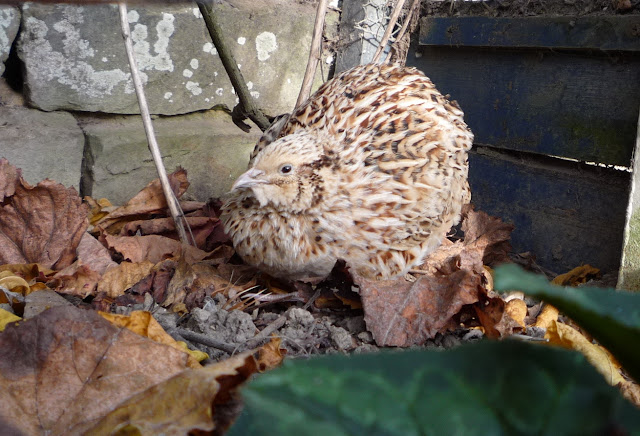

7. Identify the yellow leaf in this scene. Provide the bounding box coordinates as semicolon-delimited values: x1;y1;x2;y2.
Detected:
546;320;623;385
504;298;527;328
534;304;559;329
255;337;286;372
0;308;21;331
100;311;203;369
551;264;600;286
176;341;209;363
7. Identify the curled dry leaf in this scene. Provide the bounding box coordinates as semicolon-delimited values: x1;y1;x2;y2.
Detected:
99;311;204;368
48;233;118;297
474;296;523;339
552;264;600;286
75;232;117;275
104;234;209;264
356;209;514;346
87;350;260;435
546;320;624;386
119;216;223;249
96;261;155;299
505;298;527;328
356;268;483;346
94;168;189;234
0;159;88;270
0;305;191;435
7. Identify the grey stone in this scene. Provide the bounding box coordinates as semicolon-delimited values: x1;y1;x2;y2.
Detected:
0;6;19;76
77;109;260;204
0;106;84;189
328;325;355;351
18;2;336;115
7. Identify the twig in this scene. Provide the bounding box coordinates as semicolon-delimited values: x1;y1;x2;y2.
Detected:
372;0;407;64
295;0;329;109
173;327;238;354
243;314;287;350
118;3;191;245
196;1;271;132
388;0;420;63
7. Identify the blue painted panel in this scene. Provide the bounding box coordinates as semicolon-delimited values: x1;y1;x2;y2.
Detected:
408;47;640;166
468;150;630;273
420;16;640;52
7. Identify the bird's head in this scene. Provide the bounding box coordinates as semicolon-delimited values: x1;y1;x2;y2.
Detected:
230;130;336;212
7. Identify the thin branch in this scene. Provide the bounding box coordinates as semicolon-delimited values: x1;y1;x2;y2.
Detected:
295;0;329;109
172;328;238;354
196;1;271;132
372;0;407;64
118;3;191;245
388;0;420;63
242;314;287;350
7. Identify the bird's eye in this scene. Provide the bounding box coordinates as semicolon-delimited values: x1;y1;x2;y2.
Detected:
279;164;293;174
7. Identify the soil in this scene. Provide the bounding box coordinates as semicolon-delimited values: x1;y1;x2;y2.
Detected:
423;0;640;17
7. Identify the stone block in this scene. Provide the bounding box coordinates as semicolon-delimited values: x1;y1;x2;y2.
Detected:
0;6;20;76
78;109;260;205
18;2;336;116
0;106;84;189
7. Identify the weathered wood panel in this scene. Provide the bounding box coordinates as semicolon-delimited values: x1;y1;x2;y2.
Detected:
468;148;630;273
409;47;640;167
420;16;640;52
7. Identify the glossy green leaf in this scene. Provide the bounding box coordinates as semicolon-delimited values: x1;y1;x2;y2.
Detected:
228;341;640;436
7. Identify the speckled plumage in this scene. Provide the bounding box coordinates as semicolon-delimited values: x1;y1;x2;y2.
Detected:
220;63;473;279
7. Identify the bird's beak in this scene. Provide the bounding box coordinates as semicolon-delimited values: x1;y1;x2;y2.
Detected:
231;168;266;191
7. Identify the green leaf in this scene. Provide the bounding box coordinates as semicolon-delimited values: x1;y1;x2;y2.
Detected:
228;341;640;436
494;263;640;381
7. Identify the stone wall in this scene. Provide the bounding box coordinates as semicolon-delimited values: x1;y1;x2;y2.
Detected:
0;1;339;204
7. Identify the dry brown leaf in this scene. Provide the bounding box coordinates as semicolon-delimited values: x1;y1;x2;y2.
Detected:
120;216;222;249
86;350;258;435
0;263;55;281
104;234;209;264
546;320;624;386
474;296;523;339
356;209;513;346
76;232;117;275
255;337;287;372
0;160;88;269
94;168;189;234
356;268;483;346
97;261;155;298
462;208;514;266
0;305;191;435
49;233;117;297
49;264;102;298
162;258;199;308
85;196;114;226
99;311;203;368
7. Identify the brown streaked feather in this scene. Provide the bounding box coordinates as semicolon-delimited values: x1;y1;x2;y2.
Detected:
222;63;473;280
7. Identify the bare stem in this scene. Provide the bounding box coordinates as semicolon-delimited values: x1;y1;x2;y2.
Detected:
295;0;329;109
388;0;420;62
372;0;407;64
196;1;271;131
118;3;191;245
